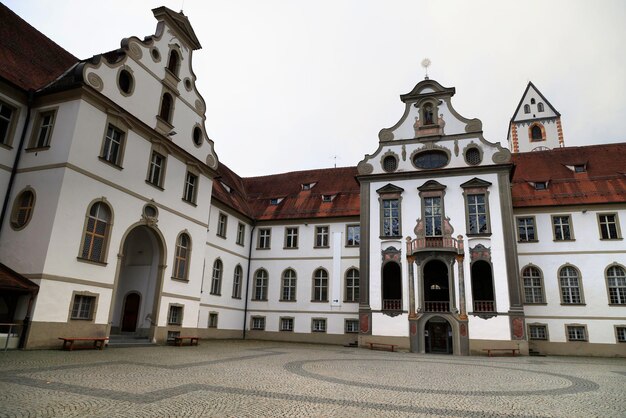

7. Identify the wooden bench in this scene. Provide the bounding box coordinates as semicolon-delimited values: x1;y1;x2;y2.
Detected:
173;336;199;347
483;348;520;357
59;337;108;351
368;342;398;352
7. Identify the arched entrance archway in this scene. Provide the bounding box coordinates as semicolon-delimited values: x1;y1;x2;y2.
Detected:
425;317;452;354
109;225;165;341
423;259;450;312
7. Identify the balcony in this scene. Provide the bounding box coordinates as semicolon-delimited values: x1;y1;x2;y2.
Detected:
424;301;450;312
382;299;402;311
473;300;495;313
407;236;462;255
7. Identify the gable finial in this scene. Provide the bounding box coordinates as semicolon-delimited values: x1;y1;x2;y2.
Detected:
421;58;431;80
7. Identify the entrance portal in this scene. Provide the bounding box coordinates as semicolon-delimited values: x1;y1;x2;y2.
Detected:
121;292;140;332
425;317;452;354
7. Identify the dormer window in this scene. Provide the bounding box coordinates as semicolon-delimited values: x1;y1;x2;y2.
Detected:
534;181;548;190
537;102;544;112
524;104;530;114
530;98;536;104
301;182;316;190
574;165;586;173
167;50;180;77
220;182;232;193
322;194;335;202
270;198;283;205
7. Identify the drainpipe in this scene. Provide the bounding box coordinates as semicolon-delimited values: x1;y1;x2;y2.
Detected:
242;224;255;339
0;90;34;238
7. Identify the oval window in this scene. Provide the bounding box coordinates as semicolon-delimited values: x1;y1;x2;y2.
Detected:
382;155;397;172
193;126;203;146
413;150;449;169
118;70;133;95
465;148;481;165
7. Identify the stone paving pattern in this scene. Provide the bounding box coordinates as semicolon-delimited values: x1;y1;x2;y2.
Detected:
0;340;624;417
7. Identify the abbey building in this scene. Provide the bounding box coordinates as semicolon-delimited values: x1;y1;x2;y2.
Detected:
0;4;624;356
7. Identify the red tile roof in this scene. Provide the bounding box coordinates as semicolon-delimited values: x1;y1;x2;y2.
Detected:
0;3;78;91
213;165;360;221
511;143;626;207
0;263;38;293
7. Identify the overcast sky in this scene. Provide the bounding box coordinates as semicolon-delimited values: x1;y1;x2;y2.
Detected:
6;0;626;177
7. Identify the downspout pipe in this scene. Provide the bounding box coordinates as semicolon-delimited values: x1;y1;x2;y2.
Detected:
0;89;34;238
242;224;255;339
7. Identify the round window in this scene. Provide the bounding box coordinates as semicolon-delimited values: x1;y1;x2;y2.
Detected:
150;47;161;62
184;78;192;91
193;127;203;146
413;150;449;169
118;70;133;95
382;155;398;172
465;148;481;165
143;204;158;219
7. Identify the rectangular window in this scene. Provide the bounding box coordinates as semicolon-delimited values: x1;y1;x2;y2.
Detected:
0;100;16;146
315;226;329;247
346;225;360;247
32;110;55;148
466;194;488;234
257;228;271;249
566;325;587;342
280;317;294;332
345;319;359;333
516;217;536;242
236;223;245;246
71;295;96;320
616;326;626;343
183;172;198;203
382;199;400;236
251;316;265;330
208;312;218;328
528;324;548;340
217;213;228;238
101;123;125;166
552;215;572;241
147;151;165;187
168;305;183;325
284;227;298;249
424;196;442;236
312;318;327;332
598;214;620;239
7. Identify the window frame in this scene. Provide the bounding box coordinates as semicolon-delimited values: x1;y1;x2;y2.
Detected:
314;225;330;248
606;264;626;305
280;317;294;332
565;324;587;342
236;223;246;246
345;319;359;334
280;268;297;302
558;265;584;305
0;99;19;148
284;226;299;249
99;122;127;169
312;268;329;302
10;187;36;230
522;265;546;304
182;171;198;204
597;213;622;240
172;232;192;281
257;228;271;250
68;292;98;321
210;259;223;295
552;214;574;241
78;199;113;265
615;326;626;343
232;264;243;299
208;312;218;328
344;268;359;303
311;318;327;333
167;304;184;325
516;216;537;242
216;212;228;238
528;323;549;341
27;108;57;150
251;316;265;330
252;269;268;301
146;150;167;189
346;224;360;247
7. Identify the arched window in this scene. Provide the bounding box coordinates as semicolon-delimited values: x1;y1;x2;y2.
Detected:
537;102;544;112
345;268;359;302
531;124;543;141
530;98;536;104
281;269;297;301
383;261;403;311
606;265;626;305
232;265;243;299
210;259;222;295
471;260;495;312
11;189;35;229
80;201;112;263
167;50;180;76
559;266;583;304
524;104;530;114
159;93;173;123
522;266;544;303
253;269;268;300
312;268;328;302
172;233;191;280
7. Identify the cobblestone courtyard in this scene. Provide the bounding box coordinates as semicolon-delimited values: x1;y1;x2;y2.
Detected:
0;340;624;417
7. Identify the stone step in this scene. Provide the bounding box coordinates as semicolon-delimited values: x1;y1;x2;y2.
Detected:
107;335;156;347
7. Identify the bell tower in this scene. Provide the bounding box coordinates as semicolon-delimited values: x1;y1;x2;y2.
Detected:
508;82;564;153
